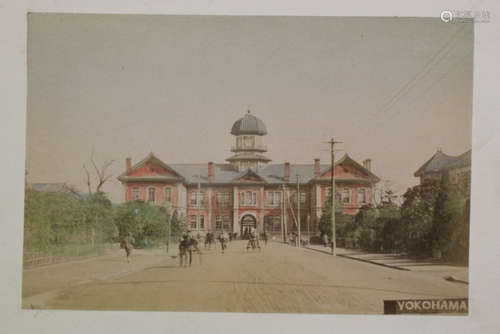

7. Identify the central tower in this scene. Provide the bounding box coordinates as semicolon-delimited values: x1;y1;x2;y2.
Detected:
227;110;271;171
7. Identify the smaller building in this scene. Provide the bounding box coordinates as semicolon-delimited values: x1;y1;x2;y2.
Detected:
414;148;471;197
28;182;81;196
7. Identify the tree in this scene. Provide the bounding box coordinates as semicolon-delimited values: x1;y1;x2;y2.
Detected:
400;183;439;257
83;149;114;195
318;192;343;240
377;204;403;252
382;189;398;206
431;171;466;261
114;201;173;248
352;204;378;250
83;192;116;244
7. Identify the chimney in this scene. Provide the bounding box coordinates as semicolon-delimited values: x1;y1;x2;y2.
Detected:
363;158;372;171
126;157;132;173
314;158;320;177
208;162;215;182
284;162;290;183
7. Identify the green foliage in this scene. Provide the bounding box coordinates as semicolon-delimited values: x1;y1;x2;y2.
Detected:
431;172;468;262
399;176;469;263
23;189;116;256
318;192;343;239
400;183;439;257
447;198;470;264
113;200;176;248
377;204;403;252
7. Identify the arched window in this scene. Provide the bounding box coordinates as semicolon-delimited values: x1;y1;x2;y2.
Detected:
147;187;156;203
342;188;350;204
164;187;171;202
358;188;366;204
132;187;140;201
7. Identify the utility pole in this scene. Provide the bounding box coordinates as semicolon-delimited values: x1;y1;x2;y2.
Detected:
281;184;285;243
282;184;288;243
327;138;342;256
197;179;201;232
296;174;301;248
166;206;172;253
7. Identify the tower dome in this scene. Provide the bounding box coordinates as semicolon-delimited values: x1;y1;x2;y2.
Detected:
230;110;268;136
227;110;270;171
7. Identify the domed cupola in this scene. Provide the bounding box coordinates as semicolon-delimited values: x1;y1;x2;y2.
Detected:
231;110;268;136
226;110;271;171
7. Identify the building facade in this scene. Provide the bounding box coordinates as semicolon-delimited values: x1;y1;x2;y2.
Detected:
118;111;380;236
414;148;471;198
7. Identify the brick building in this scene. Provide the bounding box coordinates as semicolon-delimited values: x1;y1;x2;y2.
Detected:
117;111;380;236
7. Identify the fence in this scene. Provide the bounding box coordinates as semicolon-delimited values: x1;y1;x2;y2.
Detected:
23;243;114;268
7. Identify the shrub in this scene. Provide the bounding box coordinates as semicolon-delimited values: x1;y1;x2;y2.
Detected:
113;200;174;248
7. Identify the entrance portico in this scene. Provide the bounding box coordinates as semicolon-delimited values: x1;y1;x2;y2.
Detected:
234;212;259;237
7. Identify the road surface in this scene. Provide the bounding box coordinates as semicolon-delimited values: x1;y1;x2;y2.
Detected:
24;240;468;314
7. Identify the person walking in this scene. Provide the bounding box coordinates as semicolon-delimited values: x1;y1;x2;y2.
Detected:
218;231;228;253
120;234;135;263
262;230;268;246
179;234;190;267
322;233;329;248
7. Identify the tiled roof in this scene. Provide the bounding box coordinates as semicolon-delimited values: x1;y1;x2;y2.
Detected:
225;152;272;162
119;153;380;185
30;183;81;196
414;149;471;177
169;163;322;184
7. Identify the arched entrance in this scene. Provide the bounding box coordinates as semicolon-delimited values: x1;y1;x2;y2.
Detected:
240;214;256;238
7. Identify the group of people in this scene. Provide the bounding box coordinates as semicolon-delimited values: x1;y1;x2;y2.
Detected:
119;228;269;266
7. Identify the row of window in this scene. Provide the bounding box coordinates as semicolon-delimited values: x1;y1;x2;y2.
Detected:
190;190;308;208
132;187;171;203
186;215;315;232
132;187;368;206
265;216;282;232
327;188;368;204
215;215;232;230
189;215;204;230
188;215;232;231
266;191;307;207
236;135;256;149
189;191;232;207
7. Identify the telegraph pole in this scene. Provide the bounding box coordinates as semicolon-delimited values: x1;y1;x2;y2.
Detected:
327;138;342;256
197;179;201;232
296;174;301;248
281;184;285;243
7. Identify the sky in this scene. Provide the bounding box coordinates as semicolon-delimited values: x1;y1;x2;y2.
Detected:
26;14;473;203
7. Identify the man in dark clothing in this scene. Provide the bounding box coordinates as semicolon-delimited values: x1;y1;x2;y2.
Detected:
120;235;135;263
262;231;268;246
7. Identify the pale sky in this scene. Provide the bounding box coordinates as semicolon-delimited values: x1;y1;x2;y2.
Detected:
26;14;473;203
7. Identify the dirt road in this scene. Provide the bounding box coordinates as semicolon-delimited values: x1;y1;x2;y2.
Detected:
25;241;468;314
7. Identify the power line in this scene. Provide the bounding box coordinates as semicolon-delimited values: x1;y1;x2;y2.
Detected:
350;24;469;136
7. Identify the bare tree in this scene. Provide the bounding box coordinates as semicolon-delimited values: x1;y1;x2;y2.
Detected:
83;149;114;194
